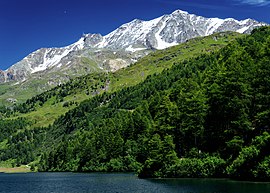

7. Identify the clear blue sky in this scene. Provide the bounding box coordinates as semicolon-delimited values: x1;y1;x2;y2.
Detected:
0;0;269;70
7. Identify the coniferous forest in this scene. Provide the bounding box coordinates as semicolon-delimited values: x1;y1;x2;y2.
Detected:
1;27;270;181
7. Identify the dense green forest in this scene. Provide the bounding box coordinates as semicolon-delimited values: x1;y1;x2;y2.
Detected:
1;27;270;180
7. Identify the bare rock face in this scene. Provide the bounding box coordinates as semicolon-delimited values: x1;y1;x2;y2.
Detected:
0;10;267;84
84;34;103;47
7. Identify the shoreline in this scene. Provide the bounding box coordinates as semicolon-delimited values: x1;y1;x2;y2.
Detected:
0;166;31;173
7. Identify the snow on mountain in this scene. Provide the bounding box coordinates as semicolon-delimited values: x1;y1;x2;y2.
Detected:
0;9;267;83
90;9;266;52
154;18;179;49
31;37;85;73
205;18;225;35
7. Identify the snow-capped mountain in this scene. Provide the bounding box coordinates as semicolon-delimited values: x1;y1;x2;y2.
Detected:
0;9;266;83
0;38;85;82
94;10;265;51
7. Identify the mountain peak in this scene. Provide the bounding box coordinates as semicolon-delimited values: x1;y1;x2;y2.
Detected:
172;9;189;15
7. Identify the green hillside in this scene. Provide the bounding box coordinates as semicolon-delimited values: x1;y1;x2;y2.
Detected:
0;47;135;107
5;28;270;181
109;31;240;91
33;27;270;180
31;27;270;181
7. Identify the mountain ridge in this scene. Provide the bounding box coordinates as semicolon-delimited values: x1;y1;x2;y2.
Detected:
0;10;267;108
0;9;266;84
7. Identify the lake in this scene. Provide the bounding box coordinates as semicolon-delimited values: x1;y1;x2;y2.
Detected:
0;173;269;193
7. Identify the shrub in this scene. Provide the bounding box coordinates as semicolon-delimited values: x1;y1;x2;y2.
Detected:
166;156;226;178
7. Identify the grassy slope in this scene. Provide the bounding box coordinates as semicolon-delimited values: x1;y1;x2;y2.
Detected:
0;47;140;106
7;32;242;128
109;32;241;91
0;57;102;106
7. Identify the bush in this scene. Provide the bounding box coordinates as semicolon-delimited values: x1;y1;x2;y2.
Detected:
252;156;270;181
166;156;226;178
226;146;260;179
107;158;125;172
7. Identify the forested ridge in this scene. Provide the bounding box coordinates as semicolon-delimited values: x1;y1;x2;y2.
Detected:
1;27;270;180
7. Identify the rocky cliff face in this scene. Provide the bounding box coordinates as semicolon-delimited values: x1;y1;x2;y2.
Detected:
0;10;266;84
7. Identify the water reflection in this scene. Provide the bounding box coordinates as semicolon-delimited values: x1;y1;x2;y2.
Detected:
0;173;270;193
147;178;270;193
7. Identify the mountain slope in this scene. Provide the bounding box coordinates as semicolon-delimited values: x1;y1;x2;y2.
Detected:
0;33;242;106
1;27;270;180
0;32;240;168
33;26;270;180
1;32;240;126
1;26;270;180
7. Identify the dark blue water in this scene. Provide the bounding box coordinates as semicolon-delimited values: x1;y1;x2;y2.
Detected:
0;173;269;193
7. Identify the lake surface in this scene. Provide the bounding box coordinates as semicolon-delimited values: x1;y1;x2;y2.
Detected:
0;172;269;193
